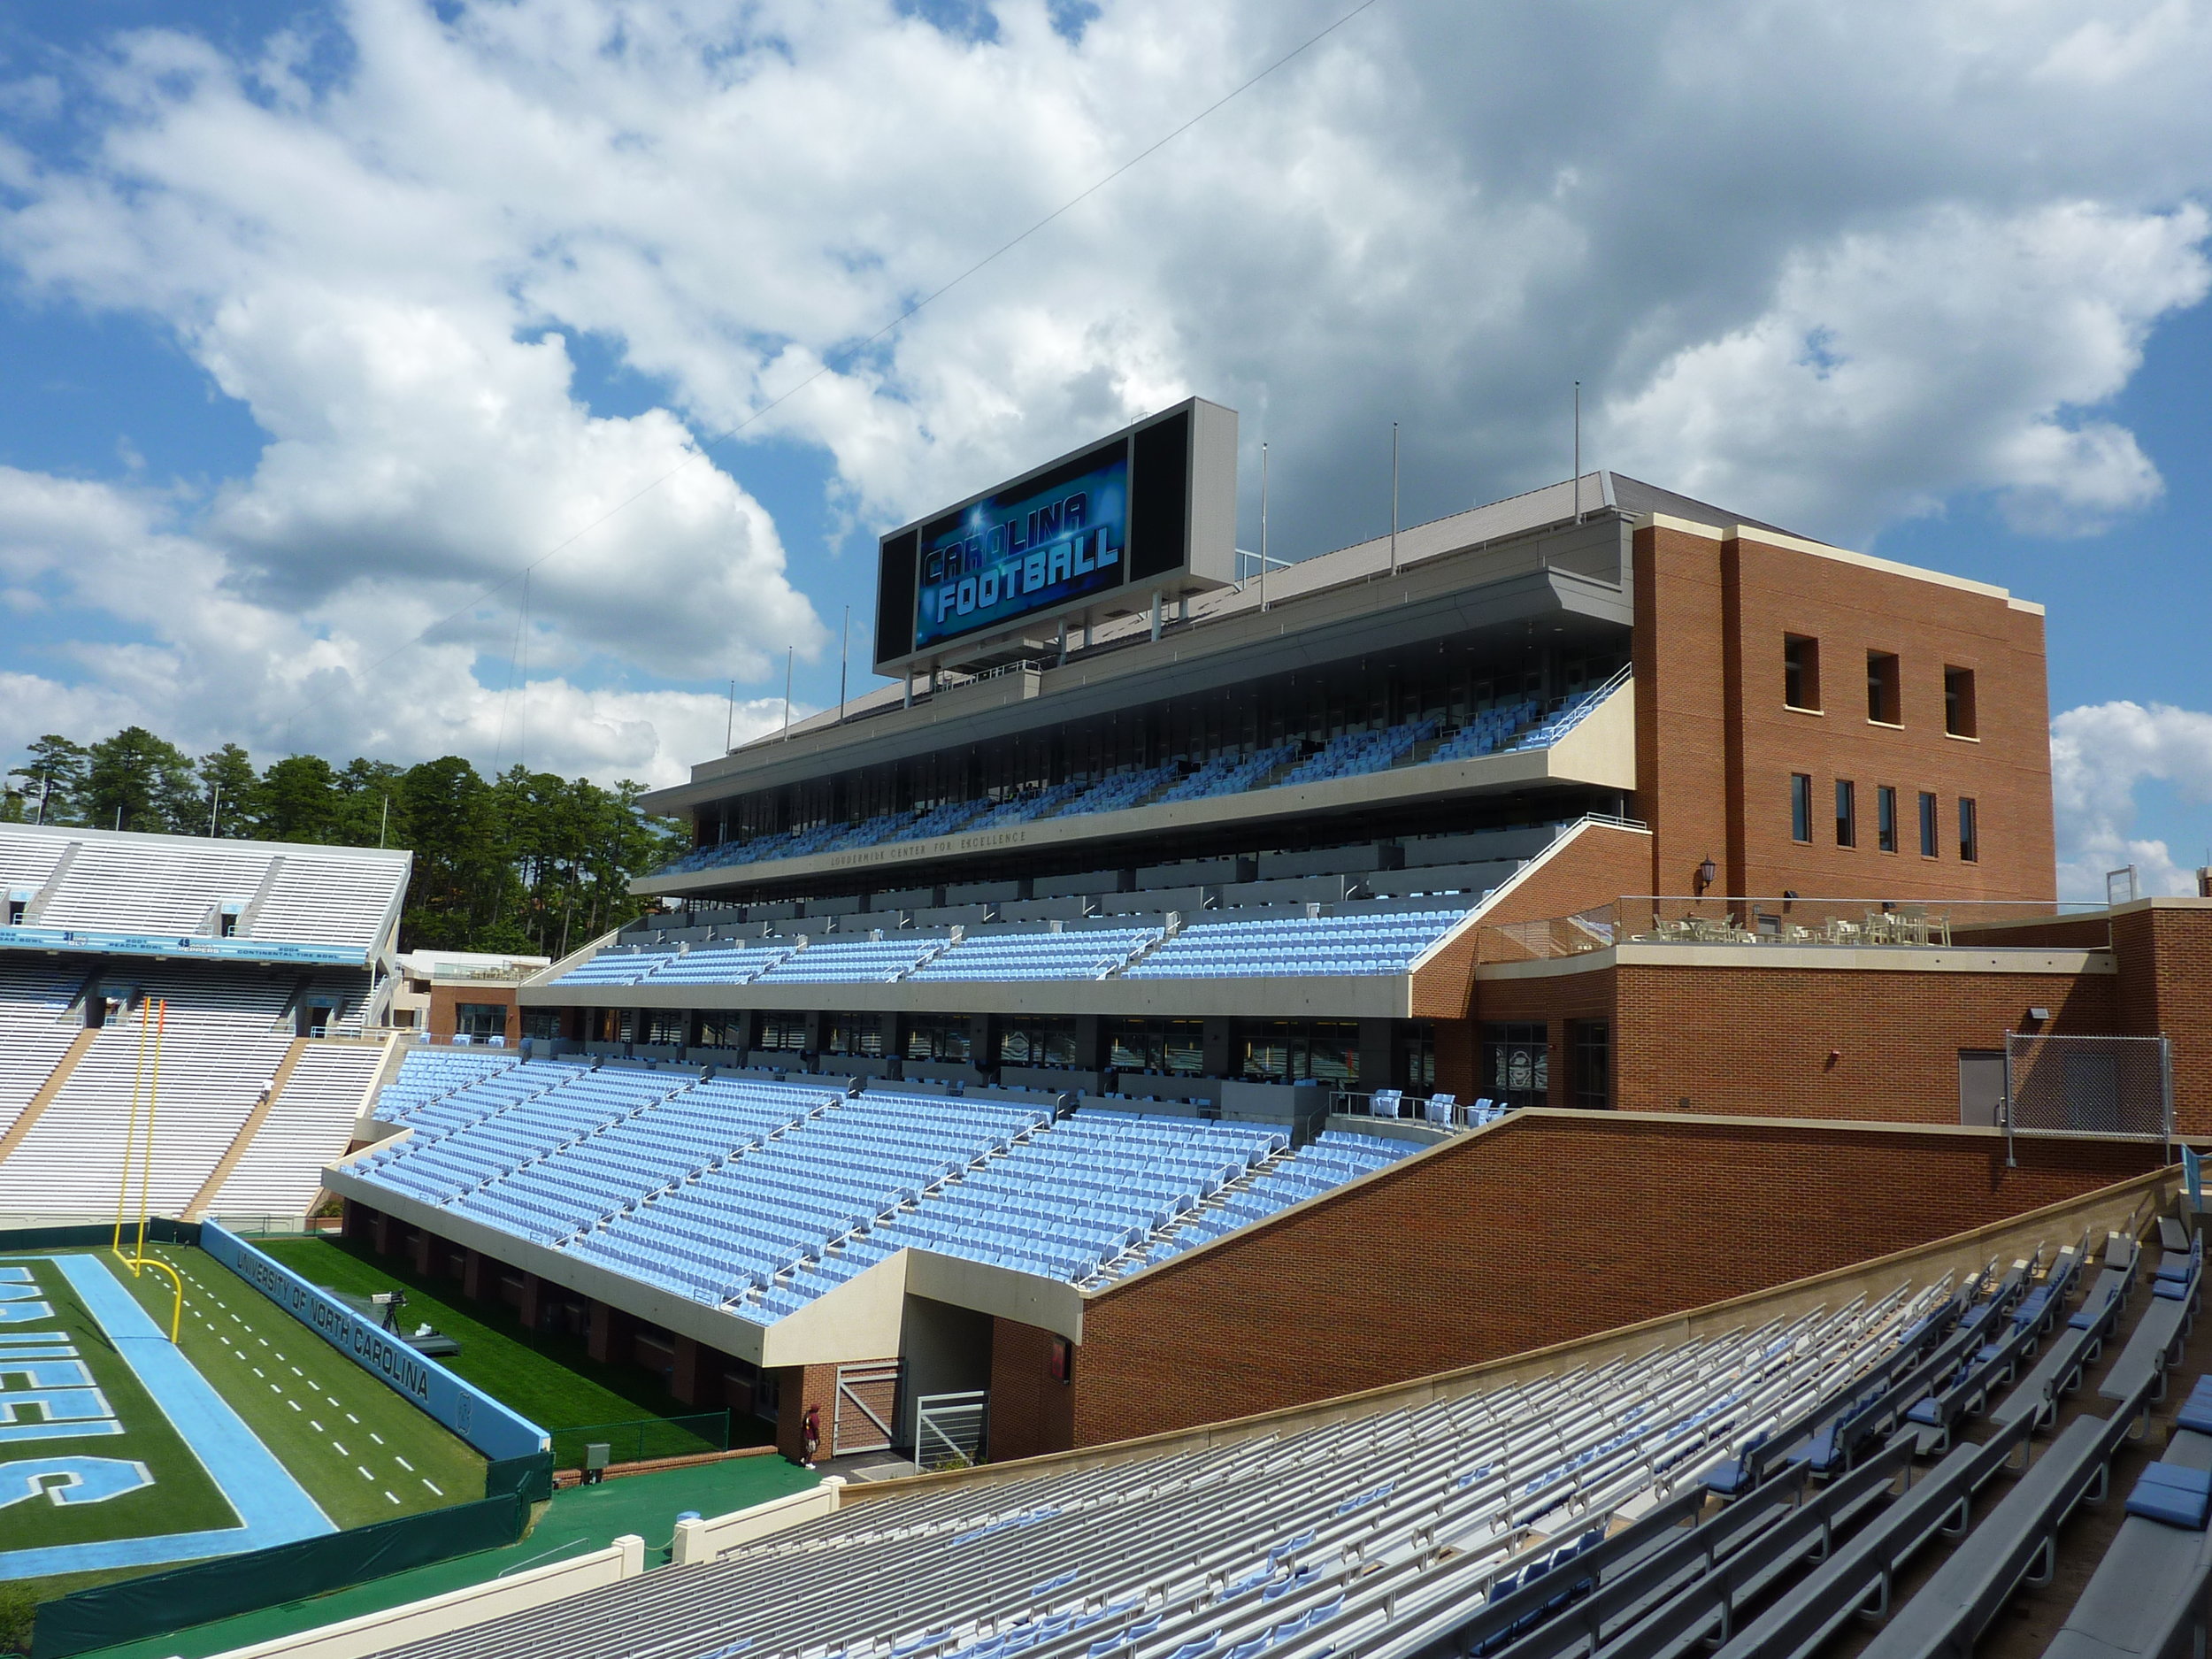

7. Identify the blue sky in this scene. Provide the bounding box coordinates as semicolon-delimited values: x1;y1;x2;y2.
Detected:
0;0;2208;895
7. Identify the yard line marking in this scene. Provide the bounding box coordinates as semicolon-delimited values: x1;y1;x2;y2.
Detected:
288;1400;302;1412
421;1479;442;1495
345;1412;359;1424
394;1455;413;1471
385;1491;401;1504
369;1432;385;1446
333;1442;348;1456
310;1421;324;1432
252;1367;265;1378
289;1365;303;1377
356;1465;374;1480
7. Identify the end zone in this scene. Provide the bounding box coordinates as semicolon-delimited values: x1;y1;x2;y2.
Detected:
0;1253;334;1581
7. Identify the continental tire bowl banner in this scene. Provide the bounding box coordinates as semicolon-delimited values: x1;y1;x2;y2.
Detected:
199;1223;547;1462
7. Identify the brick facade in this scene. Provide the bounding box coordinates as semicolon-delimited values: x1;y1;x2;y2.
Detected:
1633;519;2055;907
2113;900;2212;1135
1033;1111;2156;1451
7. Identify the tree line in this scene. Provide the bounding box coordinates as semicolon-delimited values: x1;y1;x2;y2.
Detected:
4;728;681;958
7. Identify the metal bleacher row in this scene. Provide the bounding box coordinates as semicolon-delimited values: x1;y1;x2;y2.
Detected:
652;681;1617;879
0;963;381;1217
297;1210;2212;1659
350;1053;1416;1318
555;906;1471;990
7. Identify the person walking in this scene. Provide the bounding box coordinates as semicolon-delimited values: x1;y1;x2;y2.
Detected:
801;1403;822;1469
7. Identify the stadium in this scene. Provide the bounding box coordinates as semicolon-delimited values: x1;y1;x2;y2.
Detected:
2;400;2210;1659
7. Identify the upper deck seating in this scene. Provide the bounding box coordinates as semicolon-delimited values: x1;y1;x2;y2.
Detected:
0;824;406;961
1151;743;1300;806
1427;695;1542;763
749;935;947;984
909;927;1161;982
1278;718;1439;787
1125;909;1465;978
1049;764;1179;818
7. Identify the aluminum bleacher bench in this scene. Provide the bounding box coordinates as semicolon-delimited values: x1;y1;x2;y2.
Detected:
2041;1398;2212;1659
2100;1245;2200;1417
1707;1411;2038;1659
1857;1377;2158;1659
1598;1445;1913;1659
1468;1465;1813;1659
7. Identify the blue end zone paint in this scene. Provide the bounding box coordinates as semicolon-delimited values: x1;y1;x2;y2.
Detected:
0;1256;334;1580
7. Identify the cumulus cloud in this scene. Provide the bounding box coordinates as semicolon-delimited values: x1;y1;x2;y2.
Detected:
2050;700;2212;901
0;0;2209;781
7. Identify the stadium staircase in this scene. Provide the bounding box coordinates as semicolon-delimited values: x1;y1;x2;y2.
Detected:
0;1027;96;1163
183;1035;309;1218
20;837;81;923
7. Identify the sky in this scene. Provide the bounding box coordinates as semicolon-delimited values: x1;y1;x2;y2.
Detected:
0;0;2206;900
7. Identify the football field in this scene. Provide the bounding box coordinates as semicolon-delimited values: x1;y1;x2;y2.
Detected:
0;1244;483;1593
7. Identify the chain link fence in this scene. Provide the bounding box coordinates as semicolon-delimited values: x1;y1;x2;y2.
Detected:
2004;1033;2172;1160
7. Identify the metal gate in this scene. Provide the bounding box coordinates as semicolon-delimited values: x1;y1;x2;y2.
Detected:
2003;1033;2173;1164
915;1391;988;1470
832;1362;902;1457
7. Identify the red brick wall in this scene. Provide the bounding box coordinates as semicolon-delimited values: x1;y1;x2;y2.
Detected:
1471;954;2116;1121
1058;1113;2155;1450
426;985;518;1043
1718;532;2054;903
1414;821;1651;1020
1613;960;2116;1119
2114;902;2212;1136
1632;520;2055;908
1635;524;1733;898
988;1317;1074;1463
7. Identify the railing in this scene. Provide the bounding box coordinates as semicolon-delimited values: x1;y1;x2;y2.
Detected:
1332;1091;1515;1132
545;1411;732;1472
1479;896;2110;963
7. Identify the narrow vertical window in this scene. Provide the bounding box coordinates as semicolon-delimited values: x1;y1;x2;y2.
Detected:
1866;651;1901;725
1784;635;1821;710
1877;786;1898;853
1959;797;1979;863
1835;780;1857;848
1944;666;1978;737
1918;791;1939;858
1791;773;1813;843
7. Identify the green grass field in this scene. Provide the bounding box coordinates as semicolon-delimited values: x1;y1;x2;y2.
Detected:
258;1238;772;1452
109;1246;485;1528
0;1254;238;1560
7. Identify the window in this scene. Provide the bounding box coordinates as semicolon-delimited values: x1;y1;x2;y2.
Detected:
758;1013;809;1051
520;1009;562;1041
1866;651;1901;725
903;1017;972;1063
1918;791;1939;857
641;1010;686;1047
1790;773;1813;843
824;1014;886;1057
1784;635;1822;710
1568;1020;1610;1110
454;1002;507;1039
998;1018;1078;1069
1237;1019;1358;1084
1397;1022;1437;1091
1945;666;1978;738
1959;796;1979;863
1835;780;1857;848
1877;786;1898;853
1109;1018;1204;1076
1481;1022;1548;1110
